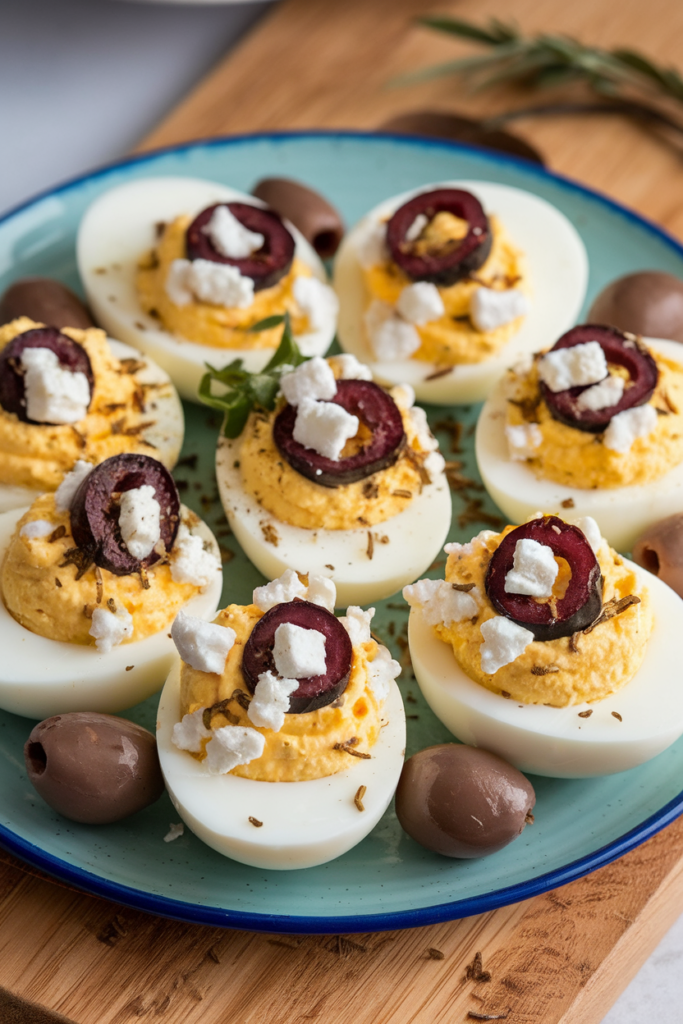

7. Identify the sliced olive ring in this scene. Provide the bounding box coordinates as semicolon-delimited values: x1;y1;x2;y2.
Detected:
540;324;659;433
273;379;406;488
70;453;180;576
241;600;353;714
485;516;603;641
185;202;295;292
386;188;492;286
0;327;94;424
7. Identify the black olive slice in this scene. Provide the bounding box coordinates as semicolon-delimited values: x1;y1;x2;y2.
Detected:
0;327;94;424
273;379;405;488
485;516;603;641
70;453;180;576
540;325;659;433
185;202;295;292
386;188;492;286
242;600;353;714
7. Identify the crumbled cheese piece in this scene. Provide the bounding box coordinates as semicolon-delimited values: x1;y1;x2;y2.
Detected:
280;356;337;406
480;616;534;674
602;404;658;454
165;258;254;309
54;460;93;513
470;287;529;333
253;569;306;611
273;622;327;678
364;301;421;360
164;823;185;843
20;347;90;425
293;398;359;460
292;276;339;332
306;574;336;613
202;204;264;258
118;485;161;561
505;423;543;461
89;605;133;653
505;538;558;598
340;605;374;646
444;530;496;557
537;341;607;393
572;515;603;553
367;645;400;704
204;726;265;775
403;578;479;627
408;405;439;452
423;450;446;480
405;213;428;242
169;523;221;587
247;670;299;732
390;383;415;409
356;221;388;269
329;353;373;381
20;519;54;539
576;374;625;412
171;609;236;674
511;353;534;376
172;707;212;752
396;282;445;326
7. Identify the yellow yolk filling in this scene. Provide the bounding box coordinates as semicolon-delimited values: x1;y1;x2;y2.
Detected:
436;527;652;706
0;318;167;492
505;353;683;488
179;603;384;781
1;496;202;645
136;215;313;349
364;215;528;366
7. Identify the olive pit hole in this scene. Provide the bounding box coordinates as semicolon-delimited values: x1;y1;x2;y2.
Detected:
27;741;47;775
313;230;339;259
641;546;661;575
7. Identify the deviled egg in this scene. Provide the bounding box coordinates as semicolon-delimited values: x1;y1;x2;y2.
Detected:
77;177;338;401
334;180;587;404
157;572;406;869
0;453;222;718
404;515;683;777
476;326;683;551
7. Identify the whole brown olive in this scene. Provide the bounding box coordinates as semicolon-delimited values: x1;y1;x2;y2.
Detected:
24;712;164;824
587;271;683;343
251;178;344;259
0;278;95;331
395;744;536;858
632;513;683;598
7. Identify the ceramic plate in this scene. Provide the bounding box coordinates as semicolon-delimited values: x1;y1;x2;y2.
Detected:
1;132;683;934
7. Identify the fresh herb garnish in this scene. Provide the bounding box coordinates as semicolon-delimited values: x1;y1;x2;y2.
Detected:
198;313;308;438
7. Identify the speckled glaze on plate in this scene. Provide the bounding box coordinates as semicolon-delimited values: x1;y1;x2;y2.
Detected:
1;132;683;934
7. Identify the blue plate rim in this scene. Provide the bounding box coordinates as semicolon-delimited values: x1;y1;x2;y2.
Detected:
1;128;683;933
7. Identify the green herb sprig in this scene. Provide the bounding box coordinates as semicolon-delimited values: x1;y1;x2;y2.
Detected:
198;314;307;438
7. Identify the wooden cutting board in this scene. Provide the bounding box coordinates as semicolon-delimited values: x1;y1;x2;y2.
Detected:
3;0;683;1020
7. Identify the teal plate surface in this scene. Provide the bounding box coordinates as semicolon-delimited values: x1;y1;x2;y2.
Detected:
1;132;683;933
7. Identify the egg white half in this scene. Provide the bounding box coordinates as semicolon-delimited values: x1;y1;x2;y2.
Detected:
333;180;588;405
409;561;683;777
215;433;452;607
157;661;406;870
77;176;335;403
476;338;683;552
0;506;222;719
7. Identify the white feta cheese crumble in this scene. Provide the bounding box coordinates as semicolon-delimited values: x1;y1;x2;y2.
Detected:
403;578;479;627
21;347;90;425
363;300;421;360
171;609;236;675
247;670;299;732
164;823;185;843
572;515;603;554
444;530;496;557
292;276;339;332
306;574;336;613
405;213;428;242
390;383;415;409
172;707;212;753
280;356;337;406
54;460;93;513
424;450;446;479
202;204;264;258
537;341;608;393
504;538;558;598
575;374;625;412
367;645;400;704
273;622;327;679
602;404;658;454
356;220;388;269
20;519;54;539
169;523;221;587
118;485;161;561
329;353;373;381
293;398;359;461
505;423;543;461
165;258;254;309
340;605;374;646
511;353;534;376
89;605;133;653
396;282;445;326
408;405;439;452
469;287;529;333
253;569;306;611
480;616;534;675
204;726;265;775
